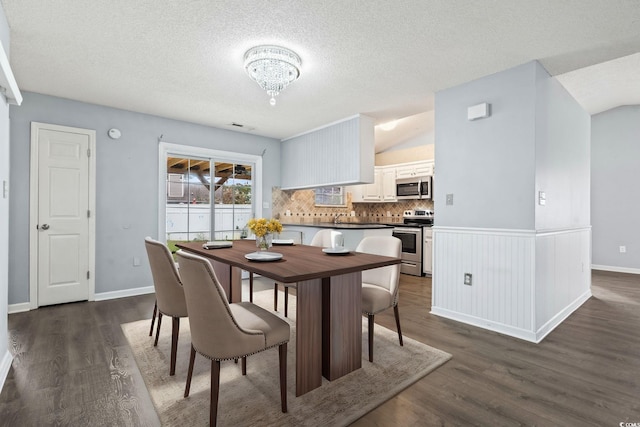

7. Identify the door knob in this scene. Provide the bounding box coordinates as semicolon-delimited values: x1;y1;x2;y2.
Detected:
40;224;50;230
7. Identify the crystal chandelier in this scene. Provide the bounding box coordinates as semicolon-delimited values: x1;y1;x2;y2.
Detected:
244;45;301;106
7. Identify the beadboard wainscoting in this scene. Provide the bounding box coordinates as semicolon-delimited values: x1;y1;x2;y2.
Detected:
431;226;592;343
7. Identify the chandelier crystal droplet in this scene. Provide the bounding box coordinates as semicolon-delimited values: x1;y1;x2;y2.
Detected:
244;45;301;106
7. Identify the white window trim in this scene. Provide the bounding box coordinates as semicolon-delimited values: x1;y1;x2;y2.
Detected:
158;142;263;243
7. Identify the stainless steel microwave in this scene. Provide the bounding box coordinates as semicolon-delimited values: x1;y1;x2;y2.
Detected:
396;176;432;200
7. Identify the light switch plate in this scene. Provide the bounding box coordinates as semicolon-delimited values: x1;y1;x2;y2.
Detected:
446;194;454;205
538;191;546;206
2;180;7;199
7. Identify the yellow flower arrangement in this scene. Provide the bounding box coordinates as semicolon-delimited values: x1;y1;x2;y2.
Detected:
246;218;283;237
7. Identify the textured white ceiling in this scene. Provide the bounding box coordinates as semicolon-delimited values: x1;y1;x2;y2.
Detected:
556;52;640;115
1;0;639;147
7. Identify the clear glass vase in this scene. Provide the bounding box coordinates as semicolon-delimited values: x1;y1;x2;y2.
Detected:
256;234;272;251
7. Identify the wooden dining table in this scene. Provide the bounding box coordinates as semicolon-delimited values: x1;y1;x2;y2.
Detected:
176;239;401;396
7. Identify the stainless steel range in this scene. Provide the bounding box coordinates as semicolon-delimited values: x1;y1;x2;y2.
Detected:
392;209;433;276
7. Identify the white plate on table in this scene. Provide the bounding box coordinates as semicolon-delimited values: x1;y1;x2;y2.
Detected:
202;241;233;249
272;239;295;246
244;251;283;262
322;247;351;255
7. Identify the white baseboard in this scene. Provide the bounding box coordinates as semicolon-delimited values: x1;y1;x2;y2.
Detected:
9;287;155;312
0;350;13;393
94;286;155;301
432;289;593;344
430;307;538;343
8;302;32;314
592;264;640;275
535;289;592;342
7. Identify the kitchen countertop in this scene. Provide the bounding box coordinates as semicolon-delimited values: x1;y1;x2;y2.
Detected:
281;222;393;230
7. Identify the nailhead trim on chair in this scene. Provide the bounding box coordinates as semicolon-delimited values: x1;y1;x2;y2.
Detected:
362;302;399;316
192;339;291;362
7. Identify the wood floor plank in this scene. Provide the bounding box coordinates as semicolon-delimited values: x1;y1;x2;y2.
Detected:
1;270;639;426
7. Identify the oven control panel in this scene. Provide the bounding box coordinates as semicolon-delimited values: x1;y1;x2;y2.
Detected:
403;209;434;218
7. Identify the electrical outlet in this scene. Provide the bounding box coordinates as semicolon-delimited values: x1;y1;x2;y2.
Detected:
133;257;141;266
446;194;454;205
464;273;472;286
619;246;627;253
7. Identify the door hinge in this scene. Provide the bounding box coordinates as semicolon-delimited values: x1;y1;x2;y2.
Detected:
87;271;90;279
87;148;91;157
87;209;91;218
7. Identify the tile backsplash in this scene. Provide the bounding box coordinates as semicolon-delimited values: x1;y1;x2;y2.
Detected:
272;187;434;224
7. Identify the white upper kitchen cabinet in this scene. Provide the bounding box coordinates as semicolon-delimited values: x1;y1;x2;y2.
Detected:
350;165;396;202
280;115;375;190
395;160;433;179
380;167;397;201
362;168;382;201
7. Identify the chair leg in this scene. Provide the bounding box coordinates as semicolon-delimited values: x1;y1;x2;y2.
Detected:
154;312;163;346
284;287;289;318
394;305;404;346
149;300;157;336
279;343;287;413
184;345;196;397
274;283;279;312
242;357;247;375
249;272;254;303
211;360;221;427
368;314;374;363
170;317;180;376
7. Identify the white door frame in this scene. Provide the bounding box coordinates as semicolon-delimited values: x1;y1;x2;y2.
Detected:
29;122;96;309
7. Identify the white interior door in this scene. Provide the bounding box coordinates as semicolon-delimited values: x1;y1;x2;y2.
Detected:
35;125;92;306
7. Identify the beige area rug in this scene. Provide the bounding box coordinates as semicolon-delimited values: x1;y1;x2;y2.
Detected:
122;290;452;426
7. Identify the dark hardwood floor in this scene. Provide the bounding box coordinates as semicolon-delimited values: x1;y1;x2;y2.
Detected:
1;270;638;426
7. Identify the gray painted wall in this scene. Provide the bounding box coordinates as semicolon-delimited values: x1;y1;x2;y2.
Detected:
1;3;11;382
534;62;591;230
592;106;640;269
434;62;537;229
9;92;280;304
434;60;590;231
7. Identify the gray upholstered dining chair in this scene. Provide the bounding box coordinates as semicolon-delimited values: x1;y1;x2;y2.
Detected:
273;229;342;317
144;237;188;376
356;235;403;362
176;249;290;427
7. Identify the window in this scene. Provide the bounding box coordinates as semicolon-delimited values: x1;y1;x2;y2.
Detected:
159;143;263;248
315;186;346;207
165;156;212;243
212;161;253;240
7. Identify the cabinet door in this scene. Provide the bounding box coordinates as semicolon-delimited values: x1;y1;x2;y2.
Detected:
381;168;397;201
347;184;364;203
396;161;434;179
423;235;432;274
363;169;382;201
395;165;413;179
